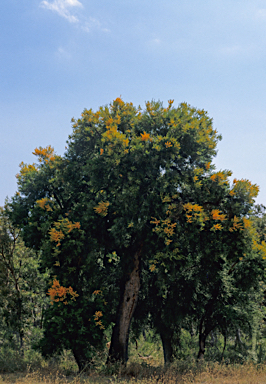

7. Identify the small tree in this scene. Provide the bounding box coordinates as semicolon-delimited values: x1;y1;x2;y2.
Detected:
0;204;48;353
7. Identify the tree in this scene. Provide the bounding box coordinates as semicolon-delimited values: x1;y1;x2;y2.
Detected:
0;204;48;353
11;98;222;365
148;165;264;361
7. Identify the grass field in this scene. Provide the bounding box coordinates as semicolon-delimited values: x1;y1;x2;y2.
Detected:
1;362;266;383
2;332;266;383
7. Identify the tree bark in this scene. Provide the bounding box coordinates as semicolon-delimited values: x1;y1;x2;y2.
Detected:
221;332;227;362
197;318;213;360
72;347;91;373
198;332;207;360
235;328;245;352
160;331;174;365
108;249;141;364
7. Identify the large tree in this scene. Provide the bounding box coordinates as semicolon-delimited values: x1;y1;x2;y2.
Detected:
11;98;221;365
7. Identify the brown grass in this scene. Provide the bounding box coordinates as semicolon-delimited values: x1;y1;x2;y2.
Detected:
1;363;266;384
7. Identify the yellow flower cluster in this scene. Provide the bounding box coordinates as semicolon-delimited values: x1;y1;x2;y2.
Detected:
49;228;64;246
94;310;105;329
93;290;102;295
243;217;251;229
211;209;226;221
47;279;78;305
49;219;81;247
210;171;230;184
36;197;53;211
211;223;223;231
150;217;160;226
94;201;110;217
140;131;151;141
32;145;55;163
101;113;129;153
16;162;37;180
183;203;205;225
229;216;244;232
114;97;124;106
230;179;259;203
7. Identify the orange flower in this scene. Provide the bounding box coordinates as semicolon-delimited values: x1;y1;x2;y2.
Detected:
211;223;222;231
140;131;151;141
150;217;160;226
94;201;110;216
93;290;102;295
243;218;251;229
114;97;124;106
47;279;78;305
229;216;243;232
94;311;103;320
165;141;172;148
211;209;226;221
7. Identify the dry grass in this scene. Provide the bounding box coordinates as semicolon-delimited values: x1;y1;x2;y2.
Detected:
1;363;266;384
182;363;266;384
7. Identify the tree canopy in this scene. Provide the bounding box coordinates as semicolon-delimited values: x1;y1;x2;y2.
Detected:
9;98;265;367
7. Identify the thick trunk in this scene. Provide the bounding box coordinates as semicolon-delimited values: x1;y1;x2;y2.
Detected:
197;319;213;360
198;332;207;360
160;332;174;365
72;347;91;373
108;249;141;364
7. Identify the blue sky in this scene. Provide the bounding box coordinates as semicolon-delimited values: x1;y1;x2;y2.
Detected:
1;0;266;205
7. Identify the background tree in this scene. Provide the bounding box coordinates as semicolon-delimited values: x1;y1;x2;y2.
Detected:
148;167;265;362
0;204;48;354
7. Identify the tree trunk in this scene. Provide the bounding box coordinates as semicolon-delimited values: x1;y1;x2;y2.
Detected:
198;332;207;360
160;331;174;365
235;328;245;352
251;327;257;361
197;318;213;360
221;332;227;362
108;249;141;364
72;347;91;373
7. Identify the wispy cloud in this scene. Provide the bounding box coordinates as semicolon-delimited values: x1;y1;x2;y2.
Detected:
81;17;110;33
40;0;83;23
56;46;72;59
255;9;266;19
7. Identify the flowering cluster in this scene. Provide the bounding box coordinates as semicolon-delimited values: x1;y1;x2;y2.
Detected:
94;201;110;217
49;218;81;247
47;279;79;305
36;197;53;211
33;145;55;163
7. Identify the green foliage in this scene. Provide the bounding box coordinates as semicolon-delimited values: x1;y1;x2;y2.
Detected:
7;97;266;368
10;98;223;364
0;205;48;355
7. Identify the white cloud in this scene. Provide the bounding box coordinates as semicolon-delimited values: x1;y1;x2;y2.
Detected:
81;17;110;33
40;0;109;33
40;0;83;23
